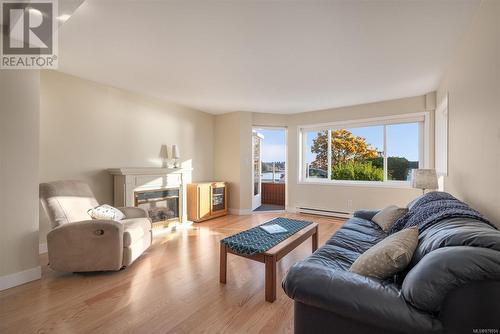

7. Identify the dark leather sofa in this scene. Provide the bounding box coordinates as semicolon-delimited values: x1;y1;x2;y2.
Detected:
282;206;500;334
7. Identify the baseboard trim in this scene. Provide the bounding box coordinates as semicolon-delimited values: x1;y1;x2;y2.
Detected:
39;243;47;254
0;266;41;291
228;208;252;215
297;206;352;219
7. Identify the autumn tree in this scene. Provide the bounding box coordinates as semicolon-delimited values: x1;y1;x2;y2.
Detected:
310;129;379;169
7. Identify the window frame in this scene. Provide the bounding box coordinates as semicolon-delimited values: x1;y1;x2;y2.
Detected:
298;112;430;188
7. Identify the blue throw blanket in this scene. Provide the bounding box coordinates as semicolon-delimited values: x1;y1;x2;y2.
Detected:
390;192;493;234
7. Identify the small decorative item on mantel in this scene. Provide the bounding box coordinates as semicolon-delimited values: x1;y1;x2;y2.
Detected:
172;144;180;168
160;144;169;168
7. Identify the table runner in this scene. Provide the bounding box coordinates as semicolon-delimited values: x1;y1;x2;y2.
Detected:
221;217;313;255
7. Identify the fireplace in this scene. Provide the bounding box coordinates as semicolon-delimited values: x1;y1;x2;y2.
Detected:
134;187;180;228
108;167;192;232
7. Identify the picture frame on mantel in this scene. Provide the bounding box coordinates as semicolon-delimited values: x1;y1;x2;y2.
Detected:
435;92;448;176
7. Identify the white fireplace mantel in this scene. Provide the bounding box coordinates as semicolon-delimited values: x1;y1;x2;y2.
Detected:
108;167;192;225
108;167;192;176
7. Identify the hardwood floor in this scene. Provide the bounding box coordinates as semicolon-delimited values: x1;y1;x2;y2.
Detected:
0;213;344;334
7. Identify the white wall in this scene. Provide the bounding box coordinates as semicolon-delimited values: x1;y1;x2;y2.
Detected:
39;71;215;244
436;0;500;226
214;111;253;213
214;112;242;211
0;71;41;290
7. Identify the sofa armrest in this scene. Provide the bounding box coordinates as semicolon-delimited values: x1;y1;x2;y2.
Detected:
117;206;148;219
47;220;124;272
282;261;441;333
402;246;500;313
352;209;380;221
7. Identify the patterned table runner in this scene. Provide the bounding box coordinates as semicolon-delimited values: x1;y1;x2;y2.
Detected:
221;217;313;255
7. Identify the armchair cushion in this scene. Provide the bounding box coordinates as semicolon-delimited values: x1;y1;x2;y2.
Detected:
88;204;125;221
40;180;99;228
123;218;152;247
117;206;148;219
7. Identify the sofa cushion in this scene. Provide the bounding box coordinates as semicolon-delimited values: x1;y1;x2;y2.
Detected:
411;217;500;266
402;246;500;313
326;217;387;254
307;244;360;271
123;218;151;247
350;227;418;280
282;261;442;334
372;205;408;232
353;209;380;221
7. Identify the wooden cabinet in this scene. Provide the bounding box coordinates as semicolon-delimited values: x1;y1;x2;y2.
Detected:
187;182;228;222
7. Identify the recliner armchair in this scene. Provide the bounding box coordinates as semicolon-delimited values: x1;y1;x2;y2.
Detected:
40;180;152;272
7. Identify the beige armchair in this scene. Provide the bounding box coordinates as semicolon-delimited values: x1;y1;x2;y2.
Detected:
40;180;152;272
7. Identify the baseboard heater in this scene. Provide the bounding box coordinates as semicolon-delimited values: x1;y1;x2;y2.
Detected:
297;207;352;219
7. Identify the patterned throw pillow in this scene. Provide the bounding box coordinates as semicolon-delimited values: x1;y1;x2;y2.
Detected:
372;205;408;232
349;227;418;280
87;204;125;221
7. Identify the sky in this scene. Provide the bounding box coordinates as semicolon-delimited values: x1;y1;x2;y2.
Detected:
305;122;420;164
255;128;286;162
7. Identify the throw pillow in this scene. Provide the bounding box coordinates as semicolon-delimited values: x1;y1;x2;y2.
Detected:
87;204;125;221
349;226;418;280
372;205;408;232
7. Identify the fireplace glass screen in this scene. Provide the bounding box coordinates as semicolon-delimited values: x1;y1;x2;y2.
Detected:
134;188;180;222
212;187;225;212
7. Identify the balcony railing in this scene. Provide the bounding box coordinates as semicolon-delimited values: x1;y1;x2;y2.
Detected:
261;182;285;206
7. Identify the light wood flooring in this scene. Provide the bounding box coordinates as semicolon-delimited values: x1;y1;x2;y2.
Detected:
0;213;345;334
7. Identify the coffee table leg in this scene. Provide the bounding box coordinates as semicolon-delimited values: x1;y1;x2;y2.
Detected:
265;255;277;302
312;227;319;252
220;243;227;284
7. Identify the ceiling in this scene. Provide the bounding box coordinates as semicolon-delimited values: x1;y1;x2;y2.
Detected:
58;0;480;114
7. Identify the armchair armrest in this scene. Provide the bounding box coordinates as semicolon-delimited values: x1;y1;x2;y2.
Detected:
282;261;441;333
117;206;148;219
47;220;124;272
352;209;380;221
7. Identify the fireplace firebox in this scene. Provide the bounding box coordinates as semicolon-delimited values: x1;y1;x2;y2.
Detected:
134;187;180;228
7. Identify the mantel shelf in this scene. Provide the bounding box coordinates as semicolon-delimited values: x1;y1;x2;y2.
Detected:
107;167;193;176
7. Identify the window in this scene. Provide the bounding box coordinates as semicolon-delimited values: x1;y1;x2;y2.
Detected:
386;123;420;181
304;130;328;179
300;114;427;185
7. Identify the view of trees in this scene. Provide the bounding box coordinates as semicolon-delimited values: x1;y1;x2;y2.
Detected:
262;161;285;173
309;129;416;181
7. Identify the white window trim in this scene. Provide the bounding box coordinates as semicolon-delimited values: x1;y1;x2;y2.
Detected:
297;112;430;187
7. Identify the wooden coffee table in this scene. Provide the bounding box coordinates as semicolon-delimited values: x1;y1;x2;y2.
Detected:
219;222;319;302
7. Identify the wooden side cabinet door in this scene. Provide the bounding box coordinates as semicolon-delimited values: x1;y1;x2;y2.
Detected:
187;184;198;222
198;184;211;220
